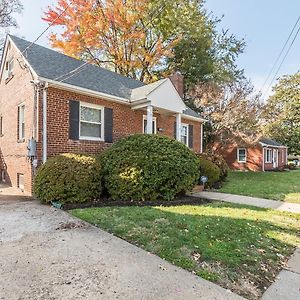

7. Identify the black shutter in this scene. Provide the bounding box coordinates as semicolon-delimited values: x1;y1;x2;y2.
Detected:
69;100;79;140
188;124;194;148
174;122;177;139
104;107;113;143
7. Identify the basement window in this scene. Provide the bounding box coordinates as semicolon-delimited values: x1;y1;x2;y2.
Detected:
17;173;24;191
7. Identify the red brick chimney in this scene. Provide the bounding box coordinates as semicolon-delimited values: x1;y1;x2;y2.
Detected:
169;71;184;98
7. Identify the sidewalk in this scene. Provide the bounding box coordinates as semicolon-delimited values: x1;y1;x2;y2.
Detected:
191;191;300;214
262;247;300;300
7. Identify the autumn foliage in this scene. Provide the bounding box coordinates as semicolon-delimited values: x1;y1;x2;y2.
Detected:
43;0;179;82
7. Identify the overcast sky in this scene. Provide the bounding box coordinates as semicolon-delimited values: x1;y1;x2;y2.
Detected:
12;0;300;99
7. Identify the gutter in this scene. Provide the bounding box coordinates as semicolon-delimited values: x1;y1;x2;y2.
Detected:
39;77;131;105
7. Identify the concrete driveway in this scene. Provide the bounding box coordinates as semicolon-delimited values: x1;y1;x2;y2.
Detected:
0;186;243;300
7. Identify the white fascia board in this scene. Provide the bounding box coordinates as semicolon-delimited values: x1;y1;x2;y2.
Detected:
2;36;39;81
259;142;288;149
182;114;207;123
39;77;130;105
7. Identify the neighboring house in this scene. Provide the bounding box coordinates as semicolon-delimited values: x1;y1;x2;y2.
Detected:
214;137;288;172
0;35;206;194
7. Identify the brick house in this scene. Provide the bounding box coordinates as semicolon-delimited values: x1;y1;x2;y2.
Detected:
0;35;206;194
214;137;288;172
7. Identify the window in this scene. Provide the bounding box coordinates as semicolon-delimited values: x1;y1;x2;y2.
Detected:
18;104;25;141
265;149;273;163
0;115;3;136
237;148;247;163
17;173;24;191
1;170;5;183
181;123;189;146
79;103;103;140
5;58;14;80
143;115;157;134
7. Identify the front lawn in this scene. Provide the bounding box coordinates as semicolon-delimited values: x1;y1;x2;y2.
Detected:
220;170;300;203
71;202;300;299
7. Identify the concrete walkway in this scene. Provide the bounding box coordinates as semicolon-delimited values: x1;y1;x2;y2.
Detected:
262;247;300;300
0;187;243;300
191;191;300;214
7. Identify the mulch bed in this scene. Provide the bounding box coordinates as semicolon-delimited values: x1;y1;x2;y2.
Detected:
62;195;212;210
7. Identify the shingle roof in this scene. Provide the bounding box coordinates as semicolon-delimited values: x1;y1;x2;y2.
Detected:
259;137;287;147
10;35;144;100
9;35;205;120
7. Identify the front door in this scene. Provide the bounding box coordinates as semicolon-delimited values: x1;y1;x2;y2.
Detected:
273;149;278;169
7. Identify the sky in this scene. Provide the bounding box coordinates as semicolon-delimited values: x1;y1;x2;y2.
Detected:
11;0;300;99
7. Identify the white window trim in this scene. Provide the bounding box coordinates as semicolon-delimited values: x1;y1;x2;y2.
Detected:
181;123;189;146
237;148;247;163
18;103;25;141
142;115;157;134
5;58;14;79
265;148;273;163
79;102;104;141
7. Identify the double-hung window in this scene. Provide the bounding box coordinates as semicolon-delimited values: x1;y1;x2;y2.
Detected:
18;104;25;141
265;149;273;163
5;58;14;80
143;115;157;134
79;103;103;140
237;148;247;163
181;123;189;146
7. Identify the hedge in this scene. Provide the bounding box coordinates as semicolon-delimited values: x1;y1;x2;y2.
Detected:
101;134;200;201
33;153;102;204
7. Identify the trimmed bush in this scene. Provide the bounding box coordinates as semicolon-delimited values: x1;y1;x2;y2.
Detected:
198;156;221;188
200;152;229;180
101;134;200;201
33;153;102;204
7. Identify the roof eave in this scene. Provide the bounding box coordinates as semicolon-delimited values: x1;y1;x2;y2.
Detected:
182;114;207;123
39;77;131;105
259;142;288;148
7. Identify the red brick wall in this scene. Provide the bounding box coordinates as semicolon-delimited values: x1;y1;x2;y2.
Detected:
0;42;35;194
214;142;288;172
41;87;203;158
216;143;263;171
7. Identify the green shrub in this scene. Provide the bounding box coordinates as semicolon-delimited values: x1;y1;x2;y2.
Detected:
101;134;200;201
198;156;221;188
200;152;229;180
33;153;102;204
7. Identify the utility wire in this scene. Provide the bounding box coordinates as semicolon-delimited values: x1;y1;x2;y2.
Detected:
260;16;300;93
20;0;73;56
263;19;300;98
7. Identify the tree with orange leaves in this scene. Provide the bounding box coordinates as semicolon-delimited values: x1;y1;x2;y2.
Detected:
43;0;179;82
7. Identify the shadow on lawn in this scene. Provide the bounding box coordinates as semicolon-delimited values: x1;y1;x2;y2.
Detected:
73;204;299;299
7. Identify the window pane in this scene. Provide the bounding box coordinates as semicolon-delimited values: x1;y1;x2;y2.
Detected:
80;122;101;138
143;119;147;133
238;149;246;161
181;136;187;145
181;125;188;136
80;106;101;123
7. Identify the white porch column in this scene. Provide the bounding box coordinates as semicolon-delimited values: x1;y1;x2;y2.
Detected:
176;113;181;141
146;105;153;134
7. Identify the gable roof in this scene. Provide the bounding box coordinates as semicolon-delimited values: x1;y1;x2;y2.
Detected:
259;137;287;148
9;35;144;100
7;35;205;121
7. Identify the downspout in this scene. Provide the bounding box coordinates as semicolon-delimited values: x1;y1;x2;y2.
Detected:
262;147;265;172
42;82;48;163
200;123;204;153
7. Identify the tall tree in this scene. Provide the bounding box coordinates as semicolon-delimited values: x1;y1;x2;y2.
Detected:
0;0;23;50
43;0;244;84
263;72;300;155
188;78;263;149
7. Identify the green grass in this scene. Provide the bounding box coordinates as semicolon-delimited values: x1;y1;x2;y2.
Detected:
71;202;300;299
220;170;300;203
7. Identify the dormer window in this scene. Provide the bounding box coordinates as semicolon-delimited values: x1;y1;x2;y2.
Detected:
5;58;14;81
